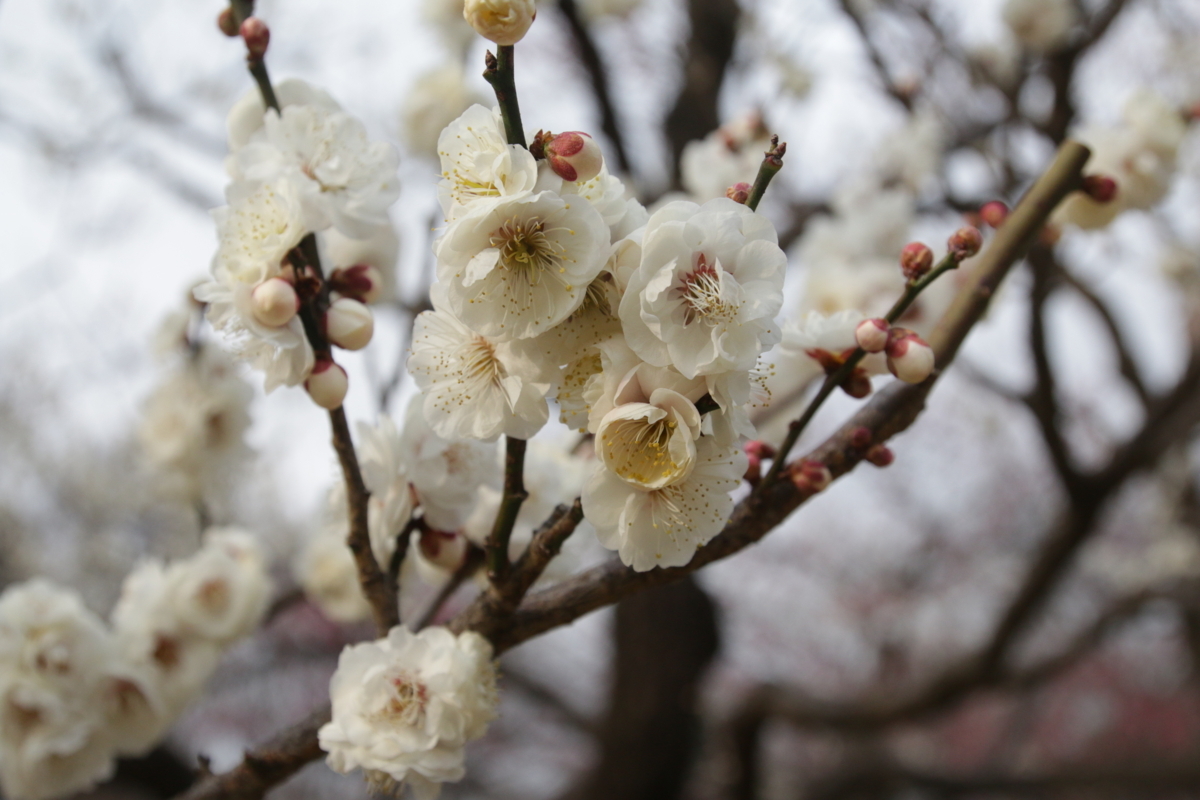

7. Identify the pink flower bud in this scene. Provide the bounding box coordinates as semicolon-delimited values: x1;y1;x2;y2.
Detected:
789;460;832;494
899;242;934;281
325;298;374;351
329;265;384;305
240;17;270;59
744;440;776;460
849;426;873;449
546;131;604;183
865;444;895;467
218;8;239;37
1082;174;1118;203
250;278;299;328
855;318;890;353
947;225;983;260
305;360;348;409
419;529;468;571
885;329;935;384
726;182;752;204
979;201;1009;228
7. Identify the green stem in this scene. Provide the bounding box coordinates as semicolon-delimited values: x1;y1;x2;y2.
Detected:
746;136;786;211
760;251;960;486
483;46;526;149
487;436;529;583
248;59;280;113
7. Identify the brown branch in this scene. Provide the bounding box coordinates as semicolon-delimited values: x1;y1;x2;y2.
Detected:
172;706;329;800
486;436;529;584
835;0;915;110
556;0;631;176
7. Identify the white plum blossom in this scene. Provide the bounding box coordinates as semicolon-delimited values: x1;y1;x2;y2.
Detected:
403;66;487;159
436;189;610;340
437;105;539;221
233;104;401;239
619;197;786;378
583;436;746;571
0;582;123;800
357;418;417;567
319;626;498;799
226;78;341;154
779;310;888;386
164;528;272;646
396;398;498;532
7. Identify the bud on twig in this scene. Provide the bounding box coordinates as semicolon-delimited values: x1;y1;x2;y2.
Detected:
250;278;299;328
865;444;895;467
789;459;832;494
464;0;537;45
240;17;270;60
325;298;375;351
218;7;239;37
855;318;890;353
979;201;1009;228
305;360;349;410
329;265;384;305
849;426;873;450
899;242;933;281
885;328;935;384
1081;174;1118;203
947;225;983;261
744;440;776;460
545;131;604;183
726;182;752;204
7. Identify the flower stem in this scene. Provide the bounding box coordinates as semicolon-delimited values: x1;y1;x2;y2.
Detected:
487;436;529;584
760;251;960;487
248;59;280;113
746;136;787;211
483;46;527;149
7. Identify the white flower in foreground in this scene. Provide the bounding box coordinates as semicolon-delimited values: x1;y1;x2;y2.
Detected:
463;0;537;46
236;104;401;239
437;105;538;221
319;626;498;799
0;581;122;800
357;418;417;567
1002;0;1077;52
437;189;610;340
397;398;497;532
583;436;746;571
620;197;785;378
409;304;554;441
404;66;487;159
226;78;341;154
297;488;373;624
595;385;703;491
213;179;308;284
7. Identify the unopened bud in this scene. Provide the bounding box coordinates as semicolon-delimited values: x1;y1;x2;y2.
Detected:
1081;174;1118;203
726;182;752;204
464;0;537;46
855;318;890;353
849;426;873;449
865;444;895;467
217;7;239;37
744;440;776;460
841;369;872;399
899;242;934;281
250;278;299;328
240;17;270;59
979;201;1009;228
744;454;762;485
790;460;832;494
305;360;348;410
545;131;603;183
419;529;468;571
329;264;384;305
885;329;935;384
947;225;983;260
325;298;374;351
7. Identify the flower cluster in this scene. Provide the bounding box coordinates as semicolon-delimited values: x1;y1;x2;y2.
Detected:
408;104;789;572
319;626;498;799
0;529;271;800
197;79;400;405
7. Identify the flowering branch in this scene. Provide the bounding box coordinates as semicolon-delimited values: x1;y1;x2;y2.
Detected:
486;437;529;583
483;47;526;149
745;136;786;212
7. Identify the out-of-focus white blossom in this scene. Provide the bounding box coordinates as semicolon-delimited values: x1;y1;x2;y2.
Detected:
680;113;772;201
319;626;498;798
297;487;373;624
408;304;554;441
620;197;785;378
233;104;400;239
1002;0;1077;52
423;0;474;54
357;418;417;567
403;66;487;159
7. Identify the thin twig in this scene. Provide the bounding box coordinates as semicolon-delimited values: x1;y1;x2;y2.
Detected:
745;136;786;212
483;47;526;149
557;0;631;175
486;437;529;584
